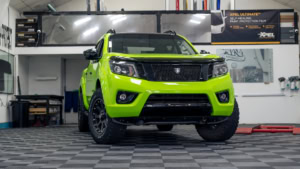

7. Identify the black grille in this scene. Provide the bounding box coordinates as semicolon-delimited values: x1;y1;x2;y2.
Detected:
146;94;210;104
137;62;213;82
140;94;212;117
151;64;201;81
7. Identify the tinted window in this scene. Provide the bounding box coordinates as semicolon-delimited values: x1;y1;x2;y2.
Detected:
96;39;104;57
211;12;223;26
109;34;196;55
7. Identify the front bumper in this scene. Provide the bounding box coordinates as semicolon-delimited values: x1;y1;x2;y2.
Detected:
102;72;235;118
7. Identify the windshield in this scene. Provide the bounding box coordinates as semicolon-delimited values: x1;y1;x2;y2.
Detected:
211;12;223;26
108;34;197;55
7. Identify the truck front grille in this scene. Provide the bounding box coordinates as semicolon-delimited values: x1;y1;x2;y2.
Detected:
151;64;202;81
137;63;212;82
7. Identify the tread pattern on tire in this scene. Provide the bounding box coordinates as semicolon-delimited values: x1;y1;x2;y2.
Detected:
195;100;240;142
78;92;89;132
88;89;126;144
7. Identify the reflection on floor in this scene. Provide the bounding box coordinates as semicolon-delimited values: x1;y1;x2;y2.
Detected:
0;125;300;169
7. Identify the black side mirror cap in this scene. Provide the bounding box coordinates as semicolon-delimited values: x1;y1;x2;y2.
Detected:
83;48;99;60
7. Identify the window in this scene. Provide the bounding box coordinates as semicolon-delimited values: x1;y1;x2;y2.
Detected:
211;12;223;26
0;50;14;94
109;34;197;55
96;39;104;57
161;14;211;43
42;15;157;45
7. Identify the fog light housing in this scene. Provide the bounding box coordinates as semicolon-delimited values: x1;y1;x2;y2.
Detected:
116;91;138;104
216;91;229;103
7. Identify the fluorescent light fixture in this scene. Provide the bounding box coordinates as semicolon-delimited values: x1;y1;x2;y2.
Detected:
109;15;124;20
189;19;201;24
113;16;127;24
194;14;206;19
83;27;99;36
74;17;91;26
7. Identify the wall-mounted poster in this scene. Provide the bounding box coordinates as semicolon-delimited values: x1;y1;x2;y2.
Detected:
217;49;273;83
0;50;14;94
212;10;280;44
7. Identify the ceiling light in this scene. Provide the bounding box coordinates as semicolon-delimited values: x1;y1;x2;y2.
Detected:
74;17;91;26
113;17;127;24
194;14;206;19
83;27;99;36
109;15;125;20
189;20;201;24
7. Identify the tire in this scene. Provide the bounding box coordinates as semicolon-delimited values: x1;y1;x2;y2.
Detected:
88;89;126;144
78;92;89;132
195;100;240;142
157;125;173;131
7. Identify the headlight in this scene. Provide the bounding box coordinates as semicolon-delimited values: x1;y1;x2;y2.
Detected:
109;60;139;78
213;62;228;77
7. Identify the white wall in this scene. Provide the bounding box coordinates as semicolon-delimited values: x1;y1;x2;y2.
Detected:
65;59;89;91
0;0;20;126
18;56;29;95
56;0;165;11
105;0;165;11
235;0;290;9
28;56;62;95
195;44;300;124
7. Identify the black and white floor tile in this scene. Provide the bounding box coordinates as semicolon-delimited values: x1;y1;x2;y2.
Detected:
0;125;300;169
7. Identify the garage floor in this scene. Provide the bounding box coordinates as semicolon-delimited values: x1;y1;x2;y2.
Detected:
0;125;300;169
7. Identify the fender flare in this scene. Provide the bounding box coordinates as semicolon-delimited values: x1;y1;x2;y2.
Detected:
80;69;90;111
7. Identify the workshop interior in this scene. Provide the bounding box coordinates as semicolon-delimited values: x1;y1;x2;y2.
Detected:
0;0;300;168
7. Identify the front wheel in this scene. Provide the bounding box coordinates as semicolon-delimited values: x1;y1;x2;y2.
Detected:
88;89;126;144
195;100;240;142
78;92;89;132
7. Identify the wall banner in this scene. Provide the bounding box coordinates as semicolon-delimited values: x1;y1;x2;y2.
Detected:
211;10;280;44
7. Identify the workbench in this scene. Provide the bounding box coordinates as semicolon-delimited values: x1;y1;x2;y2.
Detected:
15;95;64;125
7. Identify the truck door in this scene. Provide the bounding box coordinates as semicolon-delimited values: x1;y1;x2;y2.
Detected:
85;39;104;101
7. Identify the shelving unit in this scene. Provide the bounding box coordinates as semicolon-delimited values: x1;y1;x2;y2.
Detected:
15;18;38;47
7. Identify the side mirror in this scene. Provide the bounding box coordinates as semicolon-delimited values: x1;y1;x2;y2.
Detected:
83;49;99;60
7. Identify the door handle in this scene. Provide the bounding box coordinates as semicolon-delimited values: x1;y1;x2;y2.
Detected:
89;72;92;75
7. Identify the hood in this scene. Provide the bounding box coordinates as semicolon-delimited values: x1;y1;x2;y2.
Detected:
108;53;221;59
109;53;224;63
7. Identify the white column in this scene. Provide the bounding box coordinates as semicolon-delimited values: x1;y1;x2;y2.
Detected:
230;0;235;9
165;0;170;10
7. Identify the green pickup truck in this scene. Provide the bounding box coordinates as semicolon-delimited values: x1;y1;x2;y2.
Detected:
78;30;239;144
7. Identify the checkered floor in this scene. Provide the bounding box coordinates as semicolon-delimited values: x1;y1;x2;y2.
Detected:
0;125;300;169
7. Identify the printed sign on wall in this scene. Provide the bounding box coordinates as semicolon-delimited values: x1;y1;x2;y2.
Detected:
217;49;273;83
212;10;280;44
0;24;12;49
